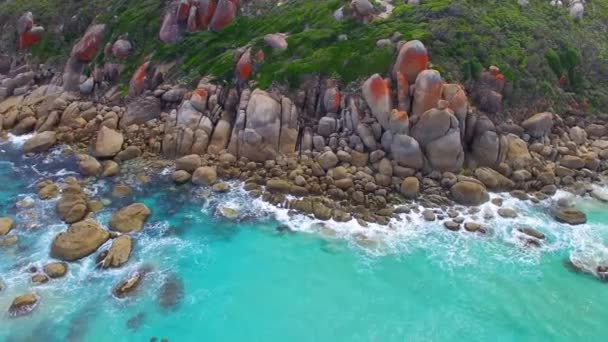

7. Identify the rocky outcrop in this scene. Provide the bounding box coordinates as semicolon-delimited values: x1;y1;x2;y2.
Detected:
109;203;152;233
17;12;44;50
51;220;110;261
362;74;392;130
412;70;444;117
122;96;161;128
411;102;463;171
237;89;282;161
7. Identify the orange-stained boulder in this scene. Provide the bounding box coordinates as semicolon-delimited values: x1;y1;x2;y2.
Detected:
236;49;252;82
195;0;217;28
362;73;392;130
177;0;192;23
393;40;428;83
19;28;43;49
395;71;410;112
412;69;444;117
17;12;44;49
323;83;341;114
442;83;468;137
209;0;236;31
187;5;202;31
129;61;150;97
71;24;106;62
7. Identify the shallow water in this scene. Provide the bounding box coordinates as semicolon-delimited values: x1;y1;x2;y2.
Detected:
1;137;608;341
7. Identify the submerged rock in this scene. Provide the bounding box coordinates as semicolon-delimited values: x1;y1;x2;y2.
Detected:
157;273;184;311
113;273;142;299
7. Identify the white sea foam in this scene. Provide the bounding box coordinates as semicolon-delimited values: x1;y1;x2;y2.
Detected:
1;132;34;147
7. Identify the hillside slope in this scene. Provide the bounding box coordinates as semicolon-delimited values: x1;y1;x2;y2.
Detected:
1;0;607;116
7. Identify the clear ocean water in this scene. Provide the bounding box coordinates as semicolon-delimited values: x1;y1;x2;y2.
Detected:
1;136;608;342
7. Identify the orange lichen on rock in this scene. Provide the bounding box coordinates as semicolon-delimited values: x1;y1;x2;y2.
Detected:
209;0;236;32
412;69;444;117
71;24;106;62
236;49;252;82
393;40;429;84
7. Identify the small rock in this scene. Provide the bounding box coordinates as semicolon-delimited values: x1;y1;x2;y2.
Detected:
554;209;587;225
212;182;230;193
498;208;518;218
43;262;68;278
444;221;460;231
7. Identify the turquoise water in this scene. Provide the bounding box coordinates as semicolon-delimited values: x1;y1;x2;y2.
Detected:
1;137;608;341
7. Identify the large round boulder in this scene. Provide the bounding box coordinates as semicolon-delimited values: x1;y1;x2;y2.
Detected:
50;220;110;261
450;180;489;206
192;166;217;185
109;203;151;233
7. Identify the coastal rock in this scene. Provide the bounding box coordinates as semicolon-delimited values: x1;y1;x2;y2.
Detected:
362;74;392;130
391;134;424;169
554;209;587;225
102;161;120;177
217;206;239;220
8;293;39;317
115;146;142;162
560;155;585;170
209;0;237;32
110;203;151;233
51;220;110;261
112;39;132;58
32;274;50;285
158;274;185;311
400;177;420;199
102;235;133;268
71;24;106;62
450;181;489;206
318;151;339;170
23;131;57;153
76;154;102;177
175;154;202;172
411;103;463;171
498;208;518;218
521;112;553;138
192;166;217;185
0;217;14;235
518;226;545;240
43;262;68;278
122;96;161;128
57;185;88;223
412;70;444;117
95;127;124;158
113;273;142;298
172;170;191;183
393;40;428;84
238;89;282;161
474;167;514;191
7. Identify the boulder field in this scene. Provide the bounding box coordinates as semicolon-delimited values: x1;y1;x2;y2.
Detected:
1;19;605;227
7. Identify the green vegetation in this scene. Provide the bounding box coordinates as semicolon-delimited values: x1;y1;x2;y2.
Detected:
1;0;608;114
